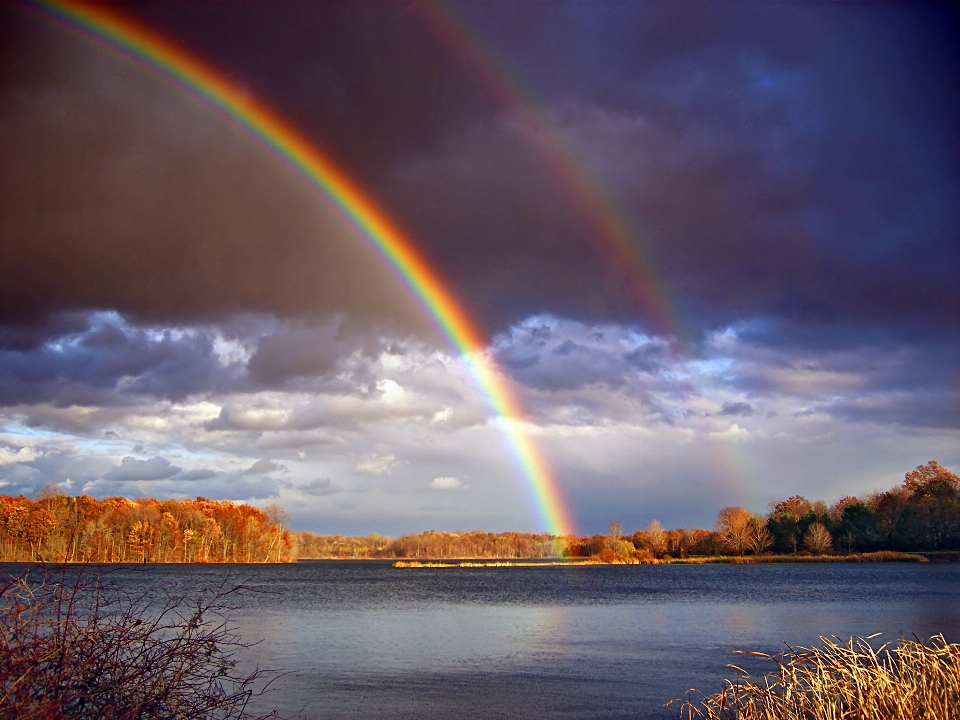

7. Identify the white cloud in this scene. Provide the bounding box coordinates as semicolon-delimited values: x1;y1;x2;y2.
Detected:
430;476;462;490
353;451;397;475
0;446;39;465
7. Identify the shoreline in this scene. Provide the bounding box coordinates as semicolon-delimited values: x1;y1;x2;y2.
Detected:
3;550;952;568
394;550;932;568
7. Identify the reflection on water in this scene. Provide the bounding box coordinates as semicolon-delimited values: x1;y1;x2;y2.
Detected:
6;561;959;719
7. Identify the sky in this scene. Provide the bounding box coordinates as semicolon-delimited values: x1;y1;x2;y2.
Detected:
1;1;958;535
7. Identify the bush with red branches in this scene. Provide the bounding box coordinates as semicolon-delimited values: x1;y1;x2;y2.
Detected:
0;566;286;719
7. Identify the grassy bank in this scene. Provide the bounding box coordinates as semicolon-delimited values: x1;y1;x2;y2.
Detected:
668;550;925;564
673;634;960;719
393;560;605;568
393;551;927;567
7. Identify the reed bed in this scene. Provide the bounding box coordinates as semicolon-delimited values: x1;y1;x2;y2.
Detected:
670;551;924;564
393;560;602;568
673;634;960;720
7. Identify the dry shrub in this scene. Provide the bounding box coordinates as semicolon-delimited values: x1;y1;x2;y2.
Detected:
0;565;286;719
672;633;960;720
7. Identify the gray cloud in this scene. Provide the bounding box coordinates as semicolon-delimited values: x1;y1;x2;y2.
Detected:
103;456;181;482
177;469;218;481
244;458;285;475
719;402;753;417
299;478;343;497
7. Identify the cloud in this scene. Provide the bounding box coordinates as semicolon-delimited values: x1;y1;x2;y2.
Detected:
491;315;678;395
0;12;430;334
177;469;218;481
430;476;462;490
0;445;39;465
383;20;958;338
244;458;285;475
103;456;181;482
299;478;343;497
0;1;957;534
353;452;397;476
719;401;753;416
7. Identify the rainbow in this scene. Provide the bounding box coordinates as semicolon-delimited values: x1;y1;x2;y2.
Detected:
420;6;756;508
418;4;685;343
32;0;576;536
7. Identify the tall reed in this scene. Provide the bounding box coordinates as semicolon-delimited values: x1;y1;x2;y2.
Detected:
673;634;960;720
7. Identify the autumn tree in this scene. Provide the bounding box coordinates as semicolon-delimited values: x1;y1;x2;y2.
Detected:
802;522;833;555
899;461;960;549
643;519;668;558
768;495;818;553
717;506;753;556
747;516;774;555
264;504;291;563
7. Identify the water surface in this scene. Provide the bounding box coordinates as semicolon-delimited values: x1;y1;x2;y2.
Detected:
11;561;960;719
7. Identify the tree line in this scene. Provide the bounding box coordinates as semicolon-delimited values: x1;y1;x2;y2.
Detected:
622;460;960;561
294;460;959;561
292;530;561;559
3;460;955;563
0;486;292;563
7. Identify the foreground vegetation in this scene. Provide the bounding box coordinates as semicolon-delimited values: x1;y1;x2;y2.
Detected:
0;565;282;719
673;634;960;720
2;460;956;564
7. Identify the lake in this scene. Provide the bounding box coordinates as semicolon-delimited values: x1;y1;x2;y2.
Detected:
8;560;960;719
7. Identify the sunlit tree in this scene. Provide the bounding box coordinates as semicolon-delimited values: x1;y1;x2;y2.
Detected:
802;522;833;555
717;506;753;556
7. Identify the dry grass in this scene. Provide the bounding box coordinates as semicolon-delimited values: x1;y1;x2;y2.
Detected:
393;560;604;568
670;551;925;564
672;634;960;720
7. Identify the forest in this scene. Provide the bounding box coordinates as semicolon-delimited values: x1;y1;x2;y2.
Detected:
295;460;960;561
0;490;292;563
1;461;957;563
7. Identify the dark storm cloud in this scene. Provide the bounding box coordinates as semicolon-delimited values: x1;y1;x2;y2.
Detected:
437;3;960;333
0;312;397;415
398;4;960;340
0;7;429;334
3;3;956;343
0;312;242;406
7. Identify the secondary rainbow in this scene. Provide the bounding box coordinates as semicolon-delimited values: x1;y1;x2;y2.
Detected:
419;4;685;343
419;5;753;505
34;0;576;537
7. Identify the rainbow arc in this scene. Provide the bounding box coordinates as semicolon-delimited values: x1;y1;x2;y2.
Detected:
36;0;575;537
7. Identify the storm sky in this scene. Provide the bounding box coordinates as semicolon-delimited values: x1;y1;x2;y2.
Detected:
1;1;958;534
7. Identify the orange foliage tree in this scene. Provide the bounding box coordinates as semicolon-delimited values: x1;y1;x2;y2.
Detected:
0;492;292;564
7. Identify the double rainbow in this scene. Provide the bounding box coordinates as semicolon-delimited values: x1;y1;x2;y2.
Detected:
34;0;575;537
